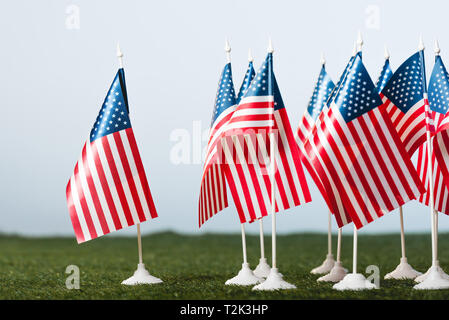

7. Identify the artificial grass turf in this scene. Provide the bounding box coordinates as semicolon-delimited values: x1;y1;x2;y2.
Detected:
0;231;448;299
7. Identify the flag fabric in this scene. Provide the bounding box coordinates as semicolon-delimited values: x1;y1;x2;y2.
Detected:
66;69;158;243
418;54;449;215
221;53;311;223
296;63;336;212
375;57;393;93
198;63;235;227
304;54;425;228
416;143;449;215
297;64;335;145
380;51;432;156
300;54;358;226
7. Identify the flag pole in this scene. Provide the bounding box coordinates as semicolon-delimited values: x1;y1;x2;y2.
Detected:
119;43;162;285
333;32;376;290
414;37;449;289
311;53;335;275
382;45;421;280
253;38;296;290
253;47;271;279
318;226;347;282
225;39;262;286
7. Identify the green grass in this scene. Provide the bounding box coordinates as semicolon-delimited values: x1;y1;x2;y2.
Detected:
0;231;449;299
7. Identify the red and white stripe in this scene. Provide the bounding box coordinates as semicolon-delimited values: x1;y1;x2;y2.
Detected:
304;103;424;228
198;105;235;227
66;128;158;243
221;96;311;223
380;93;427;156
417;142;449;215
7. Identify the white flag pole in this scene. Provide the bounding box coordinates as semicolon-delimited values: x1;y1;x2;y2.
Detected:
414;37;449;289
254;218;271;278
253;38;296;290
224;39;263;286
118;43;162;285
311;53;335;275
318;226;347;282
382;44;421;280
252;47;271;278
333;32;376;290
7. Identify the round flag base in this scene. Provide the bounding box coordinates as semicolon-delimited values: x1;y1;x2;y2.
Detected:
415;260;449;283
121;263;163;285
317;261;347;283
415;261;449;283
310;254;335;274
252;267;296;291
253;258;271;278
413;265;449;290
225;263;262;286
384;257;422;280
333;273;377;291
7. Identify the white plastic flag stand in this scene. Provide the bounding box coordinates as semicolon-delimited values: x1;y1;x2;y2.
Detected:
384;206;422;279
253;41;296;291
414;37;449;290
333;225;376;290
112;45;161;286
318;227;347;282
311;211;335;274
122;223;163;285
225;224;262;285
253;219;271;278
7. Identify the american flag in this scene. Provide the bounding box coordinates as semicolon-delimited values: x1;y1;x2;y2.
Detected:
304;54;424;228
380;50;432;155
417;144;449;215
198;62;235;227
297;64;335;145
375;57;393;93
299;55;358;226
418;54;449;215
66;69;158;243
296;63;336;213
221;52;311;223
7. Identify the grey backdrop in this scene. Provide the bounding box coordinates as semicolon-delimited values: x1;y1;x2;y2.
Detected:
1;0;447;238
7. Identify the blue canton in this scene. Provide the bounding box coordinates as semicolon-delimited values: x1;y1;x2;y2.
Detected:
90;69;131;142
428;55;449;114
211;63;236;126
334;54;383;123
381;51;426;113
236;61;255;104
307;65;335;121
243;53;274;100
327;55;356;107
375;59;393;93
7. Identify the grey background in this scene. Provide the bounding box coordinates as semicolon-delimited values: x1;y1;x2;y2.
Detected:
0;0;447;239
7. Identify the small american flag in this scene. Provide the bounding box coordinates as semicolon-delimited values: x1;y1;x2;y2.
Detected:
221;52;311;223
299;55;357;226
419;54;449;214
304;54;424;228
375;57;393;93
66;69;158;243
380;50;432;155
198;62;235;227
296;62;337;216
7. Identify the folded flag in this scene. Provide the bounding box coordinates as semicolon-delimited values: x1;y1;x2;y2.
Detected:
66;69;158;243
304;54;424;228
221;52;311;223
198;62;235;227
